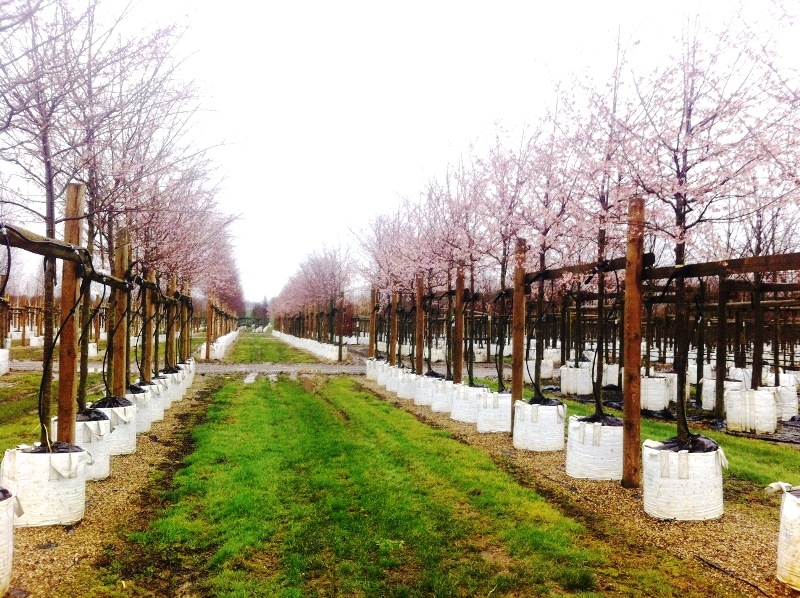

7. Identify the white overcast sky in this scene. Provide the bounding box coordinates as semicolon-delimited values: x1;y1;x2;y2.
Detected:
132;0;793;303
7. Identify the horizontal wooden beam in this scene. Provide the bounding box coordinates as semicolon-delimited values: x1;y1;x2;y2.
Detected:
644;252;800;281
525;253;656;285
0;223;129;290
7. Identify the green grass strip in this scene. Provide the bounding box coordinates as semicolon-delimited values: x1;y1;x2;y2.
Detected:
130;375;615;597
223;331;318;363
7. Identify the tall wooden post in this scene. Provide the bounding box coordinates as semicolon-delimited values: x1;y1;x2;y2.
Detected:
715;277;727;418
511;238;526;415
142;270;155;382
368;288;377;358
111;227;129;398
389;292;399;366
337;292;344;362
205;298;212;360
415;276;424;374
57;183;85;443
622;196;644;488
165;276;176;369
454;268;465;384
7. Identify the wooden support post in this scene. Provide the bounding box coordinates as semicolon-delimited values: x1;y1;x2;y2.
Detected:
389;292;399;366
166;276;176;369
454;268;465;384
57;183;85;443
415;276;424;375
111;227;129;398
715;277;727;418
20;308;25;347
511;238;526;411
142;270;155;382
368;288;377;358
337;292;344;362
622;196;644;489
205;298;212;360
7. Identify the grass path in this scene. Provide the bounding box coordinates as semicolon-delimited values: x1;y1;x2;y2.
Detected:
103;371;782;597
121;375;617;597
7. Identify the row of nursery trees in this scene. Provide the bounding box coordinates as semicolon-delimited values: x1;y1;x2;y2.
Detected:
0;2;245;447
271;10;800;476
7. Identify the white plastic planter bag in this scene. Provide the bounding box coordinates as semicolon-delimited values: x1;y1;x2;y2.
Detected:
0;446;88;526
450;385;481;424
413;376;435;406
0;489;12;595
777;489;800;590
366;359;379;381
762;385;799;421
476;392;511;433
561;366;591;395
376;362;389;387
128;389;154;433
701;379;741;411
0;349;8;376
642;440;727;520
725;389;778;434
525;360;554;383
397;371;417;400
51;417;111;481
512;401;565;450
641;377;669;411
94;403;137;455
386;367;401;393
430;380;455;413
565;416;623;480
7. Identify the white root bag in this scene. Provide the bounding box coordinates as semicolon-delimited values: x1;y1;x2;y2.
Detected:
525;359;554;383
0;491;12;595
430;380;455;413
397;371;417;399
143;381;166;422
725;389;778;434
565;416;622;480
512;401;565;451
95;405;137;455
642;440;727;520
450;385;482;424
366;359;378;381
701;379;741;411
386;367;401;393
760;385;799;422
128;389;154;433
641;377;669;411
413;377;435;406
51;418;111;481
777;488;800;590
477;392;512;433
377;362;389;387
0;447;88;526
560;366;593;395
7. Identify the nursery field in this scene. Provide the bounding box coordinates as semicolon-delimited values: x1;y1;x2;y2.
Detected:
58;374;741;597
4;333;800;597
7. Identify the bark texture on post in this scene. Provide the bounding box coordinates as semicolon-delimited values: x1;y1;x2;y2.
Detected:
453;268;464;384
111;228;129;398
368;288;377;359
511;238;526;411
56;183;85;444
622;196;644;489
205;297;213;360
389;292;399;366
415;276;424;374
